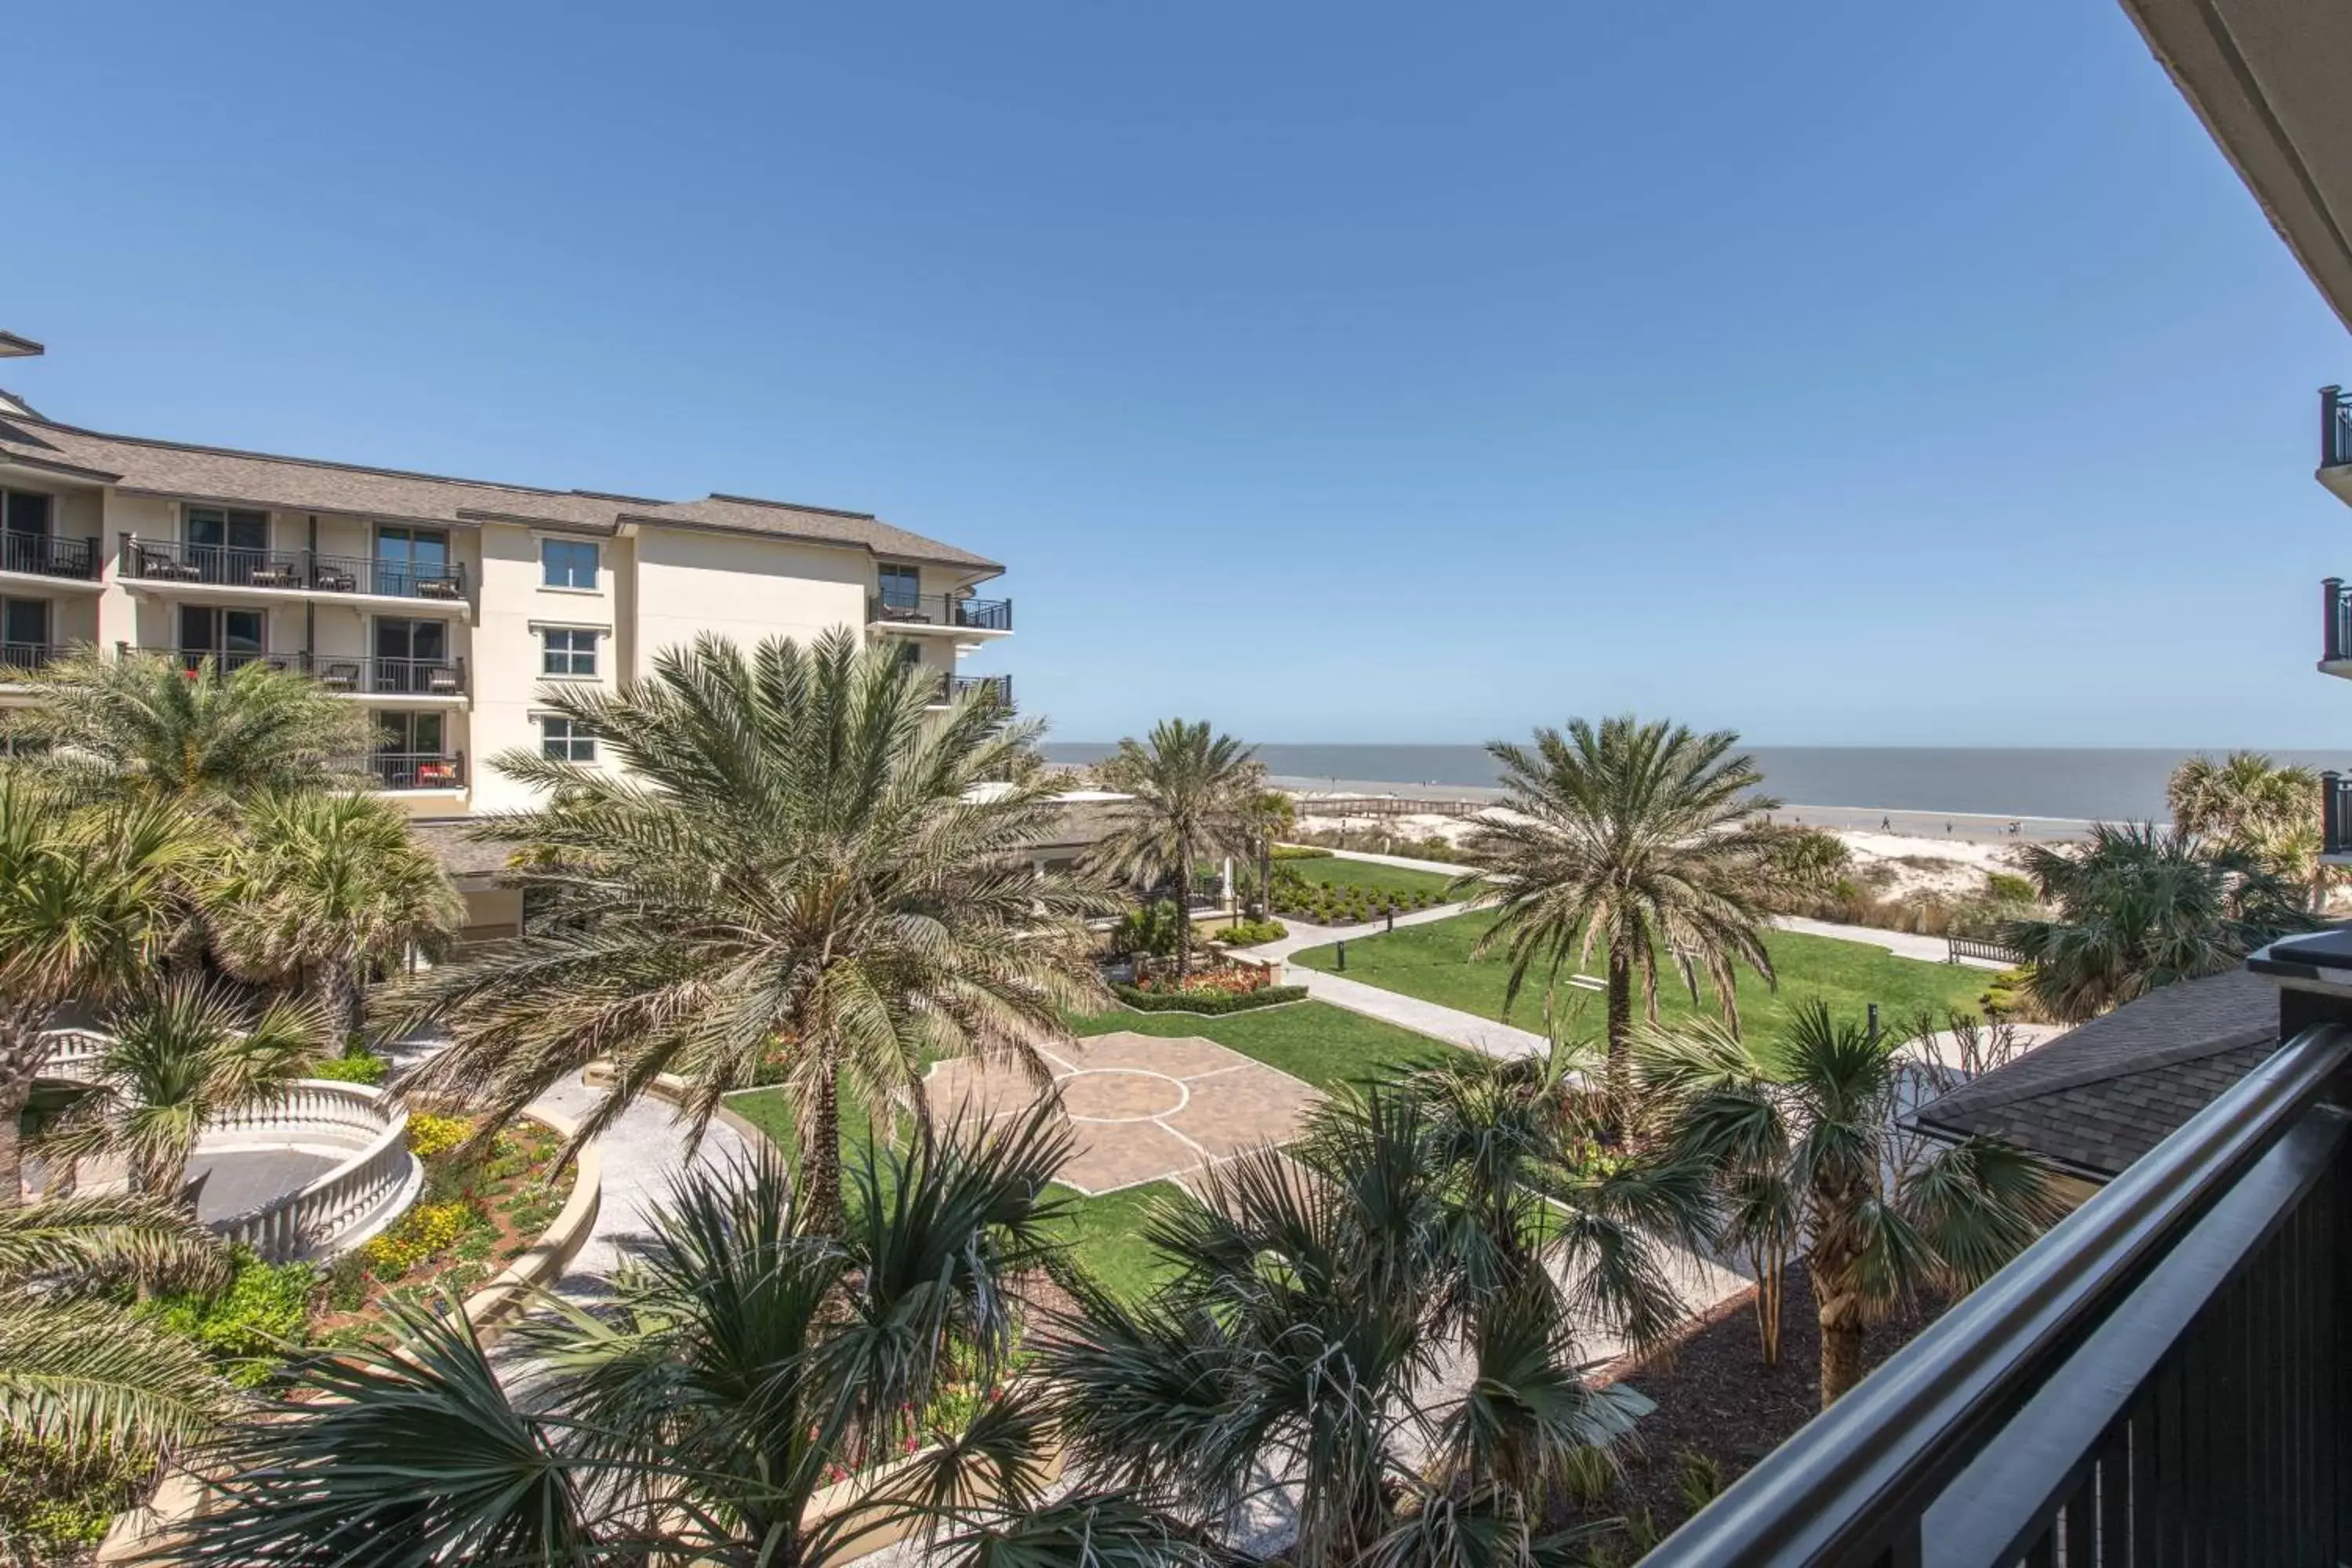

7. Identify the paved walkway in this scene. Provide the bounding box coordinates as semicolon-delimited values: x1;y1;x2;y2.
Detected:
1771;913;2012;969
1234;906;1550;1062
1282;844;1481;877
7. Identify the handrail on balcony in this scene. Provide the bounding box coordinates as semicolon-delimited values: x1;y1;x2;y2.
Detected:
121;538;468;603
869;592;1013;632
1644;1014;2352;1566
0;532;101;580
369;750;466;792
2325;385;2352;469
932;672;1013;707
2325;771;2352;860
0;642;63;677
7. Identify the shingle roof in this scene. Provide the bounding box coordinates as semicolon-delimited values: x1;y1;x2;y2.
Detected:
1913;967;2281;1180
0;412;999;571
405;818;516;887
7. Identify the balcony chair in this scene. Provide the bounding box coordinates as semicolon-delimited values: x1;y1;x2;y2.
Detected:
318;662;361;692
247;564;299;589
312;565;357;593
416;576;463;601
425;664;462;695
412;760;459;788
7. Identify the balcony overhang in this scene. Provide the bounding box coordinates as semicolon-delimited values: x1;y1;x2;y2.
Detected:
2119;0;2352;333
0;568;103;596
2323;464;2352;508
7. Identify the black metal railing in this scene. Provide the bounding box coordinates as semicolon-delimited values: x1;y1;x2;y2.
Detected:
368;752;466;791
2325;771;2352;858
1643;993;2352;1566
2325;578;2352;664
0;533;101;580
152;648;308;677
868;593;1013;632
931;672;1012;707
122;539;467;603
312;655;469;698
0;642;61;677
2325;385;2352;468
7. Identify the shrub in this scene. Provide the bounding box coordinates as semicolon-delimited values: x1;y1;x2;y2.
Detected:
1109;898;1184;958
361;1199;478;1280
0;1433;155;1555
1110;982;1308;1014
1269;844;1330;861
1980;964;2053;1024
1986;870;2038;904
309;1048;389;1085
1210;918;1287;946
141;1250;316;1387
405;1111;474;1160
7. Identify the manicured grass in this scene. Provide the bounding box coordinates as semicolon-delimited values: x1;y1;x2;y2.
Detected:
1279;855;1465;902
1069;998;1467;1091
1047;1180;1181;1300
1290;911;1986;1038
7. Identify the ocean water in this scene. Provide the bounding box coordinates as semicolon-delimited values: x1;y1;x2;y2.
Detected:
1039;744;2351;823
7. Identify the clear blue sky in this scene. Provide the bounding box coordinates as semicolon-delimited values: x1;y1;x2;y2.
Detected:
10;2;2350;748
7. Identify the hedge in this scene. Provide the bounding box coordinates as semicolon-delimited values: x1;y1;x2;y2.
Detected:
1110;982;1308;1015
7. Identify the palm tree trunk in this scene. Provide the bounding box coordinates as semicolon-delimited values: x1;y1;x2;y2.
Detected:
325;962;365;1051
797;1062;846;1233
1174;862;1193;980
0;1007;44;1209
1605;949;1634;1108
1815;1260;1868;1406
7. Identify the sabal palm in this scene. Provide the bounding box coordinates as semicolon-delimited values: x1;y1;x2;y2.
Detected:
2167;750;2325;905
1036;1083;1670;1568
1088;720;1265;978
211;791;463;1044
171;1108;1076;1567
6;648;375;804
1638;1002;2060;1407
2002;822;2316;1022
0;776;212;1207
1455;716;1782;1098
0;1192;236;1463
387;630;1110;1229
38;979;328;1203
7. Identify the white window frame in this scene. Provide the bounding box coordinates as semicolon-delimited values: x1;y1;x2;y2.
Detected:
539;626;601;679
539;537;601;592
537;713;597;763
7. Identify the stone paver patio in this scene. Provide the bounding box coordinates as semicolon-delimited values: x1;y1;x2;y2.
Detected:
926;1031;1319;1194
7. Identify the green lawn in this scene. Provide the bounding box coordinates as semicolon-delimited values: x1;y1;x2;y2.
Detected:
1290;911;1986;1039
1276;855;1464;902
727;1000;1468;1298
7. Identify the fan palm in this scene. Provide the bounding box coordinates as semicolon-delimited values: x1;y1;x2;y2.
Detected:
1087;720;1265;978
1034;1080;1681;1568
384;630;1111;1231
4;648;375;804
0;1192;237;1461
1454;716;1783;1100
0;776;214;1207
169;1105;1076;1567
210;791;463;1044
37;979;329;1204
2001;821;2317;1022
1638;1002;2062;1407
2167;750;2326;907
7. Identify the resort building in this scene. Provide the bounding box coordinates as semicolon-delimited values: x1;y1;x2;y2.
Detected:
0;332;1014;940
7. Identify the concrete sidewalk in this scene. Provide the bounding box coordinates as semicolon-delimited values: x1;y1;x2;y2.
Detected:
1771;913;2012;969
1234;908;1549;1061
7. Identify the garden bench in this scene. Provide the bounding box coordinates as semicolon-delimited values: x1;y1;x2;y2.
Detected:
1947;936;2022;966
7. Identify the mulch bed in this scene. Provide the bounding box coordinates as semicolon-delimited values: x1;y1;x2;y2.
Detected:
1562;1268;1948;1552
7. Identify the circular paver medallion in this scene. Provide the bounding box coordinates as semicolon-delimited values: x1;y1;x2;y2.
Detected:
1060;1068;1189;1123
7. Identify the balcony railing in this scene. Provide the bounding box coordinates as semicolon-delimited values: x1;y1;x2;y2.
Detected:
368;752;466;792
0;642;62;678
1643;964;2352;1566
2325;578;2352;663
932;672;1012;707
2325;771;2352;858
869;593;1013;632
153;648;308;677
122;539;468;603
2325;385;2352;468
136;648;468;697
0;532;101;580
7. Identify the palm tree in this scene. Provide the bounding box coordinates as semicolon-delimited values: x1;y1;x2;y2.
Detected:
1246;788;1296;920
1087;720;1265;978
0;1192;236;1462
1033;1080;1691;1567
385;630;1111;1231
168;1106;1076;1566
2167;750;2327;908
2002;822;2317;1022
1638;1002;2062;1407
209;791;463;1045
1454;716;1783;1099
0;777;213;1207
37;979;328;1204
5;648;376;804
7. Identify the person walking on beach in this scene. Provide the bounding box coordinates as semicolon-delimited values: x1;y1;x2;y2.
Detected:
1881;816;1891;831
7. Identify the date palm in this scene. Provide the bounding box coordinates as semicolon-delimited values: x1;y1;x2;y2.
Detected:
169;1107;1076;1567
1087;720;1265;978
1638;1002;2061;1407
0;1192;236;1461
0;777;213;1207
385;630;1110;1231
2001;822;2316;1022
1033;1081;1682;1568
210;791;463;1045
1454;716;1782;1100
5;648;375;804
2167;750;2326;907
38;979;329;1204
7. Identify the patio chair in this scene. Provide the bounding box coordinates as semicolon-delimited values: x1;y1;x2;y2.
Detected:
312;566;357;593
425;664;462;695
318;662;361;691
247;564;298;589
416;576;463;601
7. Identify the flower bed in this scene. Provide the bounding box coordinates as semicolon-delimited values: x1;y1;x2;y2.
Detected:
1111;980;1308;1014
1271;874;1448;926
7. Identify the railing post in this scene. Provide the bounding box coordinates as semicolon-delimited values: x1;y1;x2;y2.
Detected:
2326;772;2344;859
2328;579;2346;663
2325;387;2344;467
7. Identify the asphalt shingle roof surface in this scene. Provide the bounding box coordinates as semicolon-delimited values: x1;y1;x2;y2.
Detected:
1913;967;2281;1180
